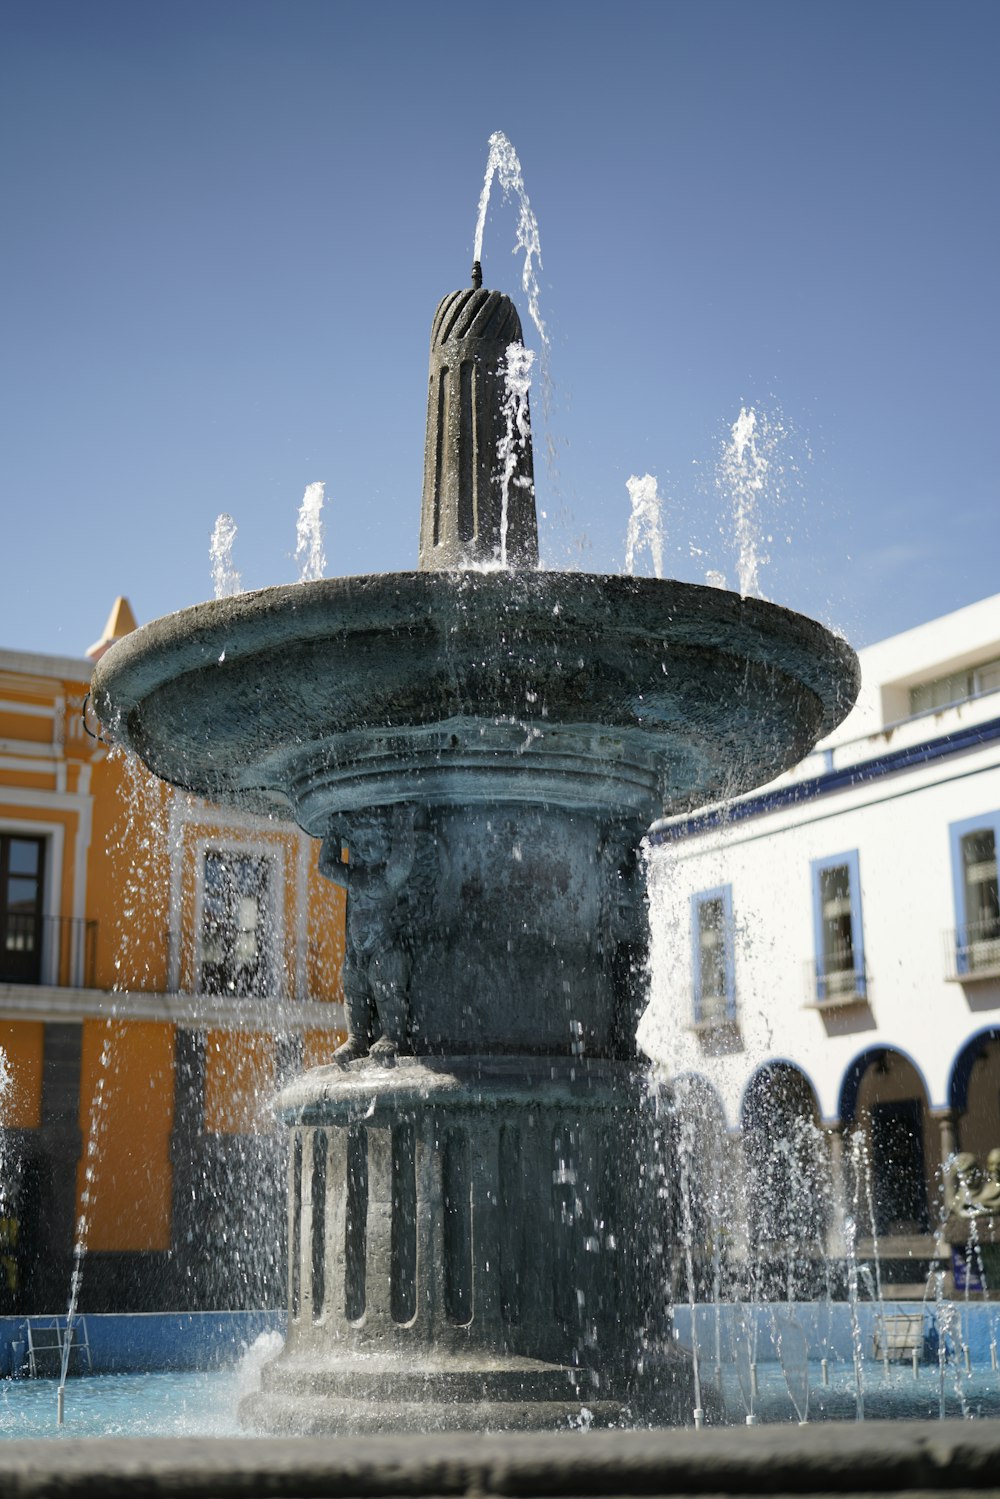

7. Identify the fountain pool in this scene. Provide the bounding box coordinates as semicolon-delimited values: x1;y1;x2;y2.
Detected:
5;1327;1000;1438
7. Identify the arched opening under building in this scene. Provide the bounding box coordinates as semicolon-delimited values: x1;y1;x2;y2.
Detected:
740;1061;829;1299
946;1029;1000;1293
949;1028;1000;1160
840;1047;934;1250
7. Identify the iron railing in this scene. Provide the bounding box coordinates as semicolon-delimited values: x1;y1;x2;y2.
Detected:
693;991;736;1028
807;945;869;1004
946;918;1000;980
0;913;98;989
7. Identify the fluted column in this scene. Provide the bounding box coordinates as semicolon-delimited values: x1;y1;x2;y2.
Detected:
470;1121;501;1336
324;1130;348;1325
297;1128;315;1325
363;1126;394;1330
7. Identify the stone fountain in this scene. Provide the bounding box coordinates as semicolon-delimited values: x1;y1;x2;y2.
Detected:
91;269;859;1433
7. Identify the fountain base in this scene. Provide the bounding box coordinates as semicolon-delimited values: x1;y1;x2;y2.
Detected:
241;1353;627;1434
240;1055;694;1434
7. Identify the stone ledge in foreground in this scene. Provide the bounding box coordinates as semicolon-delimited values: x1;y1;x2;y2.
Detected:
3;1422;1000;1498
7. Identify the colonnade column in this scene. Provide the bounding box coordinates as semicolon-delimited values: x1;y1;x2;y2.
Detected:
931;1108;960;1259
934;1109;960;1211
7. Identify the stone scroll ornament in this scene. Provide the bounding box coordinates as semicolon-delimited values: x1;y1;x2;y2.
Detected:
320;805;436;1060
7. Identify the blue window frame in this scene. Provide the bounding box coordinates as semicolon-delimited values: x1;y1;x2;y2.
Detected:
949;813;1000;976
691;885;735;1025
810;850;866;1001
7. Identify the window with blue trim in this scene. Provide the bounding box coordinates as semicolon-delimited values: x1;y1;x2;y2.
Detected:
691;885;735;1025
810;851;866;1001
949;813;1000;977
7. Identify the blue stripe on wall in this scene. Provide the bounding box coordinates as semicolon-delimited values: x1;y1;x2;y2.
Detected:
650;714;1000;845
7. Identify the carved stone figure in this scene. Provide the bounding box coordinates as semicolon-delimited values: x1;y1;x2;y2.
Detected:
950;1149;1000;1214
320;805;433;1060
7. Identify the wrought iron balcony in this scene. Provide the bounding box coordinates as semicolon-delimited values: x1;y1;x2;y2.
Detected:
0;913;98;989
807;946;869;1006
945;919;1000;981
692;991;735;1029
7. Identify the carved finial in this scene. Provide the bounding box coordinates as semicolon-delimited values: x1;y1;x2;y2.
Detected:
471;260;483;290
419;278;538;571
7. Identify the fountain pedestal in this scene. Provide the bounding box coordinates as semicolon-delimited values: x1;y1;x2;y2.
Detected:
242;1056;676;1432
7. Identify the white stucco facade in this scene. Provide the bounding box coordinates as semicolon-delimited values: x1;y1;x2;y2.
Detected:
642;591;1000;1234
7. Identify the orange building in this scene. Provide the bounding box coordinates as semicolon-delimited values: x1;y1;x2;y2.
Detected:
0;601;345;1313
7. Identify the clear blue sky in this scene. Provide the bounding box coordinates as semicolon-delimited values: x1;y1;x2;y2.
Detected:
3;0;997;658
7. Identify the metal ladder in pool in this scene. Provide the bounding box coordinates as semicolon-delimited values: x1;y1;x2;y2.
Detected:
23;1315;93;1377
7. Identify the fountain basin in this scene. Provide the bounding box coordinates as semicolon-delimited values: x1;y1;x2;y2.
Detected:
91;569;858;829
93;568;858;1064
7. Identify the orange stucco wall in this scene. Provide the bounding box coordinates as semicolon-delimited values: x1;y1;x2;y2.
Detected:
0;1022;44;1129
2;648;346;1269
75;1019;176;1253
203;1030;276;1135
87;751;173;994
302;1027;347;1069
306;858;346;1004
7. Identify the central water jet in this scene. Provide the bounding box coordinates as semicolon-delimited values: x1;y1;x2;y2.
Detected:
92;264;859;1433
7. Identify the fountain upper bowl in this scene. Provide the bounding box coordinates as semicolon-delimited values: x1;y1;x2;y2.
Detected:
91;569;859;828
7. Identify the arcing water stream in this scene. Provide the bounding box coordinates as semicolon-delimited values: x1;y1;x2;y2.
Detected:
473;130;548;354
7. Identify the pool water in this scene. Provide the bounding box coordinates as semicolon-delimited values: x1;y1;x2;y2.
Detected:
707;1361;1000;1424
0;1369;246;1439
2;1361;999;1438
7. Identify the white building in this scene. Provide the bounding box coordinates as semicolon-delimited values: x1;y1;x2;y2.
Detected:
643;592;1000;1295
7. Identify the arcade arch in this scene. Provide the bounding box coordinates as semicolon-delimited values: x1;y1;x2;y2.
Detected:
949;1028;1000;1163
839;1047;934;1237
739;1062;830;1290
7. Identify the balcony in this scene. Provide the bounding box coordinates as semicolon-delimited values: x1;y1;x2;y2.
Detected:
806;947;869;1009
692;991;733;1029
945;919;1000;982
689;991;742;1054
0;913;98;989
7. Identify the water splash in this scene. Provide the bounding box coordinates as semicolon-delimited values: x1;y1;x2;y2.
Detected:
624;474;664;580
237;1329;285;1403
59;1020;116;1422
295;482;326;584
0;1045;11;1119
210;514;242;599
0;1046;11;1213
473;131;548;351
718;408;769;598
497;343;535;567
57;743;174;1424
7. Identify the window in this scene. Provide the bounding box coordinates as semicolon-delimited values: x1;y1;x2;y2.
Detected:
200;850;271;997
0;835;46;985
810;851;866;1001
691;885;735;1026
949;815;1000;976
909;655;1000;716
